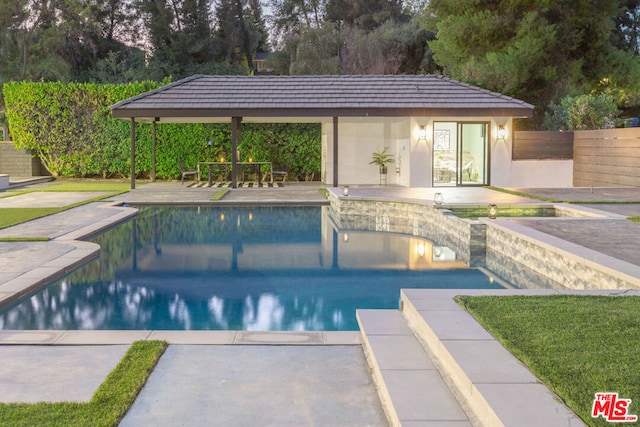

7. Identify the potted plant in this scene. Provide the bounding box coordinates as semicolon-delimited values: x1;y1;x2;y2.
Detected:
370;146;394;174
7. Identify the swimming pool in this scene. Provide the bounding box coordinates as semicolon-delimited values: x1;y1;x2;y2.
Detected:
0;206;504;331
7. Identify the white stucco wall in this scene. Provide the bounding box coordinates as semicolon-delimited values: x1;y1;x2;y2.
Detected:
324;117;407;186
504;160;574;188
322;116;573;188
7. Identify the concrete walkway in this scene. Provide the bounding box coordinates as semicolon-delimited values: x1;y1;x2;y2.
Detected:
0;181;639;426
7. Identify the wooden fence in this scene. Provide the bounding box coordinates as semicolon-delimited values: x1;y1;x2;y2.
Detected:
512;131;574;160
573;128;640;187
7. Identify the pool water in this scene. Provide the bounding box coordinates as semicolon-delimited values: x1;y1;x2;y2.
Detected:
0;206;504;331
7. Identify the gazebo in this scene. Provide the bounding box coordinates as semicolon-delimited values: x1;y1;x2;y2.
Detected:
110;75;533;189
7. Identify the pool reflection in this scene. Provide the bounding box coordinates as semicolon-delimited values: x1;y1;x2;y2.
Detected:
0;206;504;331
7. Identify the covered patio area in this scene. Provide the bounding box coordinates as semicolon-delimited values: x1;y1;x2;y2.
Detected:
110;74;533;189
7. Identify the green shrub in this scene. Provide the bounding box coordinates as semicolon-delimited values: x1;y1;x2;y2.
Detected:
544;94;620;131
3;82;320;180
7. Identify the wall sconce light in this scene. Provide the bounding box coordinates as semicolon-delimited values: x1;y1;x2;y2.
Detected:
419;125;427;142
497;125;507;140
342;185;350;196
488;204;498;219
343;233;349;243
434;192;444;207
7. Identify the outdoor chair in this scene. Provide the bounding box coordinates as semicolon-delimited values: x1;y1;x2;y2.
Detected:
272;158;290;182
178;159;199;184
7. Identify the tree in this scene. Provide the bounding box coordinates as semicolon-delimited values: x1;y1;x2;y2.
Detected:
325;0;405;31
268;0;327;48
139;0;233;80
544;94;620;131
425;0;640;128
339;19;435;74
0;0;94;83
213;0;269;74
289;25;340;74
612;0;640;54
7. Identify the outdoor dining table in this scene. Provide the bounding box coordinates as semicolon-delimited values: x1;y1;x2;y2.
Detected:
198;161;273;186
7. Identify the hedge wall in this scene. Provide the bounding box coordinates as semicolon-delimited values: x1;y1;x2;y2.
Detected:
3;82;321;180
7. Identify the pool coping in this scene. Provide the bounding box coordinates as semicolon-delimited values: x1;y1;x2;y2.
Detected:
0;330;363;345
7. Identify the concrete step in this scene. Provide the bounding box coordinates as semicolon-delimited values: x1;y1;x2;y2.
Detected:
400;288;586;427
8;176;53;189
357;309;473;427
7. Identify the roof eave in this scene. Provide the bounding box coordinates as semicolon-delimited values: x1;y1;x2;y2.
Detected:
111;107;534;121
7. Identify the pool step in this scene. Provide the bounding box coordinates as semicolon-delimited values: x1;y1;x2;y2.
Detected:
356;309;473;426
398;289;586;427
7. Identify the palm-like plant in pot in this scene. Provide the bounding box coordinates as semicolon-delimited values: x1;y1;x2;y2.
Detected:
370;146;394;174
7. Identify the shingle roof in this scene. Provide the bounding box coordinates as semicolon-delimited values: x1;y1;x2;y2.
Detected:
111;74;534;122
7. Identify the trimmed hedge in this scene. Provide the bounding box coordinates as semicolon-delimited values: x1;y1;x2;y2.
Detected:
3;82;320;180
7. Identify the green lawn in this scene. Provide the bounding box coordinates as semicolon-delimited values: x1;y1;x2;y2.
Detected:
0;182;131;230
457;295;640;427
0;340;167;427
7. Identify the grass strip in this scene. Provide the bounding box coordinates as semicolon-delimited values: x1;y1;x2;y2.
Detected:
0;182;132;230
566;200;640;204
630;216;640;223
210;189;229;200
456;295;640;427
31;183;132;192
0;237;50;242
0;340;167;427
485;186;640;204
318;188;329;199
0;208;63;229
484;186;558;202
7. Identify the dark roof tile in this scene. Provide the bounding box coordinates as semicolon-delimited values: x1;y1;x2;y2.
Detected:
111;75;534;121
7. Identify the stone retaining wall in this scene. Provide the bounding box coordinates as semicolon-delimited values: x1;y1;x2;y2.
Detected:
328;191;640;290
328;192;486;265
484;220;640;290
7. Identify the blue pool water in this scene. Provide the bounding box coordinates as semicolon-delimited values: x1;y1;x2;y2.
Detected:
0;206;504;331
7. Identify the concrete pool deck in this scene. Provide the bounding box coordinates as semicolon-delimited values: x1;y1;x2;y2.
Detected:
0;181;639;425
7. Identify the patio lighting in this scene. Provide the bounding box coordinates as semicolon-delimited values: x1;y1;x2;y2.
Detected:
497;125;507;140
434;192;444;206
419;125;427;142
488;204;498;219
342;185;350;196
343;233;349;243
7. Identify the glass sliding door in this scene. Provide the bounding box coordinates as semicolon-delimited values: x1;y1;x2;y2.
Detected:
458;123;488;186
433;122;488;187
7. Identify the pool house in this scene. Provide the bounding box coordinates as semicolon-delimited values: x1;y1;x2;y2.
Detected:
111;74;535;189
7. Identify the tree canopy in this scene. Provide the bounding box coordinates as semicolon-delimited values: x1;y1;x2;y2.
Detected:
424;0;640;127
3;1;640;130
